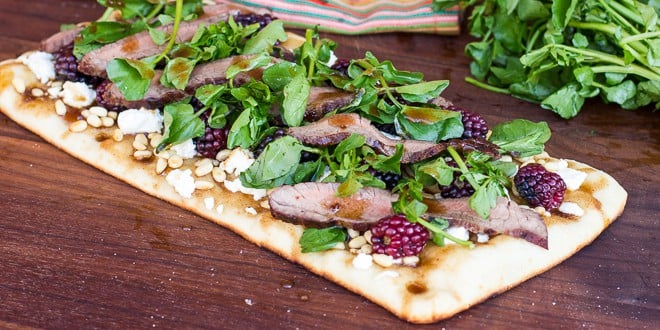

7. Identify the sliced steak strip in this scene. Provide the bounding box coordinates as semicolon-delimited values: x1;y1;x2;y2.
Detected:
424;197;548;248
286;113;499;163
304;87;355;121
268;182;396;232
40;25;85;53
100;55;263;108
78;4;245;77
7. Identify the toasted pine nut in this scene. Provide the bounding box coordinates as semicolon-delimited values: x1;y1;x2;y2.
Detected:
101;116;115;127
31;88;44;97
112;128;124;142
89;106;108;117
69;120;87;132
133;150;152;160
372;254;394;268
86;114;102;128
195;180;214;190
348;236;367;249
12;77;26;94
156;157;168;174
168;155;184;169
212;167;226;183
54;100;67;116
195;160;214;177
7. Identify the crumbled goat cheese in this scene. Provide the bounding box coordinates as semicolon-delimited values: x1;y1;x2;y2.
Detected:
374;270;400;281
323;51;338;67
222;148;254;175
171;139;197;159
555;167;587;191
352;253;373;270
477;233;490;243
445;226;470;245
166;169;195;198
559;202;585;217
20;51;55;83
61;81;96;108
245;207;257;215
224;178;267;201
204;197;215;210
117;108;163;134
543;159;569;172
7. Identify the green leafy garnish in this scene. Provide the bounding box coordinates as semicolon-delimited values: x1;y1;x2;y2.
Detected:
433;0;660;117
489;119;551;157
299;227;347;253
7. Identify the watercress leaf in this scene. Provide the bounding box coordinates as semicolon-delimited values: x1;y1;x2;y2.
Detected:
262;62;298;91
158;103;205;151
242;20;287;55
369;144;403;174
489;119;551;157
541;83;585;119
393;80;450;103
573;66;593;86
281;72;310;127
225;52;272;81
162;57;197;90
415;157;454;186
469;180;499;219
517;0;549;21
195;84;228;106
396;106;463;142
333;133;365;157
227;108;253;149
241;136;303;188
571;32;589;48
551;0;578;30
148;25;168;46
106;58;155;101
601;80;637;105
648;39;660;67
299;227;346;253
337;174;363;197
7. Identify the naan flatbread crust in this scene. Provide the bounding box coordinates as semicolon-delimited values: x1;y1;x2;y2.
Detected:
0;59;627;323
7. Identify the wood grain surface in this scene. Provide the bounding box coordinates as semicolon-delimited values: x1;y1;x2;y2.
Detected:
0;1;657;328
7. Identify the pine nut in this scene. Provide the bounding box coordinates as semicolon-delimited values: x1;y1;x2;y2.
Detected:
89;106;108;117
12;77;26;93
148;133;163;148
348;236;367;249
31;88;44;97
69;120;87;132
212;167;226;183
86;114;102;128
195;180;214;190
168;155;184;169
112;128;124;142
402;256;420;267
372;254;394;268
364;230;373;244
133;150;152;160
134;133;148;146
215;149;231;162
54;100;67;116
195;160;214;177
359;244;373;255
101;116;115;127
347;228;360;238
107;111;118;120
80;109;90;118
156;157;168;174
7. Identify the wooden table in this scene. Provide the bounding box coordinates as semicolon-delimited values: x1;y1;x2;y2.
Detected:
1;1;657;328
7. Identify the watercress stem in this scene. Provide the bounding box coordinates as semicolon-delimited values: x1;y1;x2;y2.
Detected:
446;146;480;190
465;77;510;95
153;0;183;65
417;218;474;248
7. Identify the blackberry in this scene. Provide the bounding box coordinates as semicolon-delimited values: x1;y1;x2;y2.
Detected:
373;122;397;136
439;159;474;198
233;13;275;29
368;168;401;191
52;43;100;86
253;128;318;162
95;80;126;112
331;58;351;75
194;111;230;159
514;163;566;210
447;105;489;139
370;214;430;259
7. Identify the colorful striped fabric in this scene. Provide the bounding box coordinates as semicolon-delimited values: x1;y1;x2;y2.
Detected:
221;0;460;35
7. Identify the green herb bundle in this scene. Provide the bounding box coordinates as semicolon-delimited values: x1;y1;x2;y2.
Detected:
434;0;660;118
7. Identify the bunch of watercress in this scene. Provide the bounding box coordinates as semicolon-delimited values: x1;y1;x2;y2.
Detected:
433;0;660;118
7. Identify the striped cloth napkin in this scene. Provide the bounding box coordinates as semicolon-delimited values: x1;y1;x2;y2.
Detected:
221;0;460;35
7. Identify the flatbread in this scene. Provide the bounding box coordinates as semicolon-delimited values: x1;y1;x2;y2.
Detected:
0;55;627;323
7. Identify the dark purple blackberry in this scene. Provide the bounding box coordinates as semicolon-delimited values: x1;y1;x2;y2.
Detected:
370;214;430;258
95;80;126;112
194;111;230;159
233;13;275;29
368;168;401;190
373;122;397;136
447;105;489;139
514;164;566;210
52;43;101;86
331;58;351;75
439;159;474;198
253;128;318;162
253;127;287;158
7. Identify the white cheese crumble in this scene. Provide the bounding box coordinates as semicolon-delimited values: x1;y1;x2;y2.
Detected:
477;233;490;243
117;108;163;134
61;81;96;108
444;226;470;245
352;253;373;270
555;167;587;191
204;197;215;210
165;169;195;198
543;159;568;172
222;148;254;175
559;202;585;217
223;178;267;201
19;51;55;83
171;138;197;159
374;270;400;281
245;207;257;215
